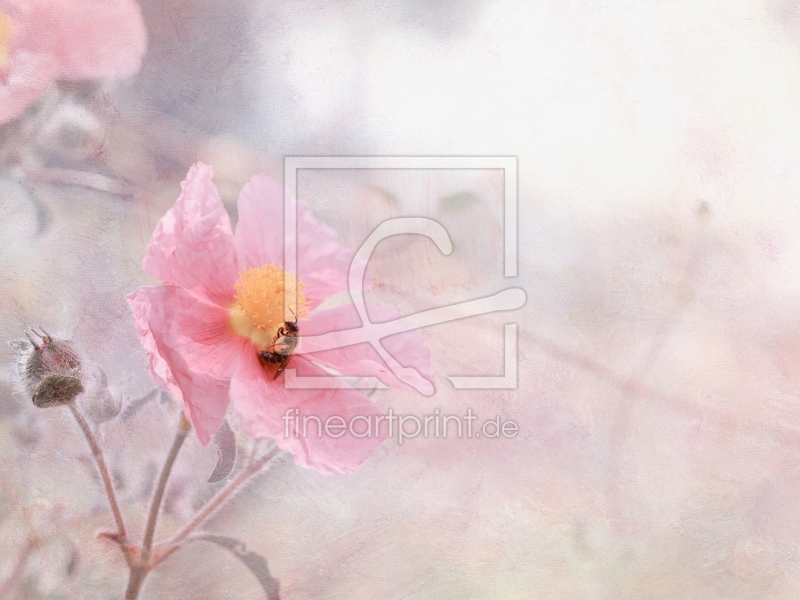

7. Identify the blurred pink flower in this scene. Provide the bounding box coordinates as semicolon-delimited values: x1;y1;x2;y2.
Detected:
128;163;433;474
0;0;147;124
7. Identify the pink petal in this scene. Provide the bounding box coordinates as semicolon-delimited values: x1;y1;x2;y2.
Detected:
230;351;387;475
7;0;147;80
127;285;249;444
234;174;368;307
232;174;283;272
0;49;55;124
128;284;249;378
302;302;436;393
143;162;239;305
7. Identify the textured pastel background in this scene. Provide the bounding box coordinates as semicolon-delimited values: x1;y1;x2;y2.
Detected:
3;0;800;597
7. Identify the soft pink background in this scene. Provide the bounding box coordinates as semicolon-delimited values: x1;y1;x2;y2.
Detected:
3;0;800;597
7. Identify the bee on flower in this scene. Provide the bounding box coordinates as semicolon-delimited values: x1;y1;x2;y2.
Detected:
128;163;434;475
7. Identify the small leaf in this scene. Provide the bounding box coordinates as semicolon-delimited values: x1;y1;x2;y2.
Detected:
23;184;52;235
439;191;478;213
80;365;120;424
32;375;83;408
120;389;159;421
368;185;400;207
66;543;80;577
194;534;280;600
208;418;236;483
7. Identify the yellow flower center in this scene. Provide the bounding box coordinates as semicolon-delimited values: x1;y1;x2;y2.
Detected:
229;264;309;348
0;12;12;71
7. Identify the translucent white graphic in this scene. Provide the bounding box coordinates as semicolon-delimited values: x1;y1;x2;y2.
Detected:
283;156;523;391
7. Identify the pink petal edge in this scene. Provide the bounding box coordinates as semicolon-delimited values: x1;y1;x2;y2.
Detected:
302;302;436;394
0;50;56;124
230;351;387;475
7;0;147;80
143;162;239;306
127;285;235;445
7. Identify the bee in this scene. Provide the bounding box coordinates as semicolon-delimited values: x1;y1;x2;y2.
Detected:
258;316;300;380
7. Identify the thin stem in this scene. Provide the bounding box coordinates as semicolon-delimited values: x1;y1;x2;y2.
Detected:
125;413;191;600
67;403;132;566
141;412;191;557
151;446;280;567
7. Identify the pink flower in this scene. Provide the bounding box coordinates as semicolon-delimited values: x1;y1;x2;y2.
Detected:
128;163;434;474
0;0;147;124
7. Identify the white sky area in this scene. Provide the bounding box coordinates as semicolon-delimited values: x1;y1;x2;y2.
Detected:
249;0;800;291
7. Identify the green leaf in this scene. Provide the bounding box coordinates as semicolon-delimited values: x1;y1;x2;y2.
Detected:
440;191;478;213
193;534;280;600
208;418;237;483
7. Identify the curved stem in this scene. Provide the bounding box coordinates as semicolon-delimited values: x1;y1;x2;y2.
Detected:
151;446;280;567
23;166;130;197
142;413;191;556
124;412;191;600
68;403;132;566
0;537;36;598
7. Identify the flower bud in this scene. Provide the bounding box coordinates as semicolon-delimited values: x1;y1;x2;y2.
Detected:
31;374;85;408
79;363;120;424
34;101;105;165
10;329;84;408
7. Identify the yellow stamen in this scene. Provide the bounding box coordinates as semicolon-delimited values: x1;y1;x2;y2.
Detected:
0;12;12;71
229;264;309;348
